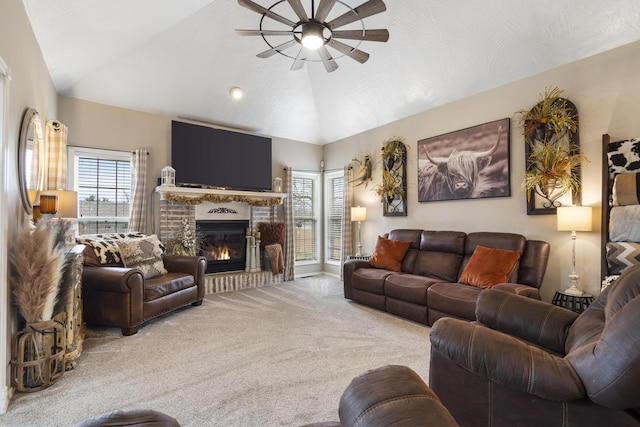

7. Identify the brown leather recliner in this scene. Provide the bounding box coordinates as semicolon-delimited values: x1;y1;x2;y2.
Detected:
429;264;640;426
301;365;458;427
82;255;206;336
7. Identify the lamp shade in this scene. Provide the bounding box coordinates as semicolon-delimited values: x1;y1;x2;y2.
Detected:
351;206;367;222
53;190;78;219
557;206;592;232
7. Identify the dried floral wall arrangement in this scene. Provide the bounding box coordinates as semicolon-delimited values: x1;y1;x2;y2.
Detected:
374;138;407;216
516;87;588;214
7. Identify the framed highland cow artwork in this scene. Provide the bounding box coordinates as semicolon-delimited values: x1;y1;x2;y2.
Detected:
417;118;511;202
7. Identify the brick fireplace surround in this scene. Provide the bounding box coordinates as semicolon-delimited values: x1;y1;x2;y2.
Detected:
156;186;285;294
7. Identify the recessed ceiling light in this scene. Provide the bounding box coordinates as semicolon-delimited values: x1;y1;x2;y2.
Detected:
229;86;243;100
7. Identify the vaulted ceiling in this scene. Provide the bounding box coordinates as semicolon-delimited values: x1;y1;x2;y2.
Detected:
22;0;640;144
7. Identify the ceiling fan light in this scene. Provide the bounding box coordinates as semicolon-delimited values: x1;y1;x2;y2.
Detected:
301;23;325;50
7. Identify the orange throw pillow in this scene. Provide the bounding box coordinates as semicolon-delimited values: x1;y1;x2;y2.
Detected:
459;245;521;288
369;236;411;272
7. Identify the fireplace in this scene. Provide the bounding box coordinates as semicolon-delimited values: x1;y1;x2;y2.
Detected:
197;220;248;273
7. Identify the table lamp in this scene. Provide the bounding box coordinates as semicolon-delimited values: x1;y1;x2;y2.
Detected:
557;206;592;296
351;206;367;257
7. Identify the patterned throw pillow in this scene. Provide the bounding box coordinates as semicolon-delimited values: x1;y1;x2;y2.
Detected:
76;232;146;265
117;235;168;278
606;242;640;275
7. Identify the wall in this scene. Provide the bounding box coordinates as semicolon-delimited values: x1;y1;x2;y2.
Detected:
0;0;59;412
324;40;640;302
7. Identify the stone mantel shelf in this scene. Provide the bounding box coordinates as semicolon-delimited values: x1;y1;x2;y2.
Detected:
155;186;286;204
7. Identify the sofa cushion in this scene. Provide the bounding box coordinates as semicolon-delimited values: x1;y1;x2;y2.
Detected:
385;274;441;305
352;268;396;295
369;236;411;272
144;272;195;301
118;235;168;279
459;245;521;288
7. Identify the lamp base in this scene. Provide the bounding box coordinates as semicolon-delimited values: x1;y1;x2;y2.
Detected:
564;273;583;296
355;244;363;257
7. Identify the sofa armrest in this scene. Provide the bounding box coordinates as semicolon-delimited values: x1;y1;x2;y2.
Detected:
476;289;578;354
342;259;372;299
430;317;585;401
492;282;540;299
82;265;145;295
163;255;207;300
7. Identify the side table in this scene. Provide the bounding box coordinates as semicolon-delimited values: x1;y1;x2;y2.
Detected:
347;255;371;261
551;290;594;314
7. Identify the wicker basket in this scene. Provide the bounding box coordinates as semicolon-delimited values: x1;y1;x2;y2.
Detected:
11;319;65;392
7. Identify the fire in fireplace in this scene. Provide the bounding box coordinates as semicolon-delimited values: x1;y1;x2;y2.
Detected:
197;220;248;273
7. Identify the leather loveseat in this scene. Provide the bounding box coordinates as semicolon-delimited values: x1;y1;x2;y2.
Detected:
78;233;206;335
342;229;550;325
429;264;640;426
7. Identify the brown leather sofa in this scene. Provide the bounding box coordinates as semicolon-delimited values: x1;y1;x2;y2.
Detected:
429;265;640;426
301;365;458;427
342;229;550;325
82;254;206;335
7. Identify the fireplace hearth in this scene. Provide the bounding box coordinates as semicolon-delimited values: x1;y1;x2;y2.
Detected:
197;220;248;273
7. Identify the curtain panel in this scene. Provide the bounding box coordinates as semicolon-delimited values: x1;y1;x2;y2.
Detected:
128;149;148;233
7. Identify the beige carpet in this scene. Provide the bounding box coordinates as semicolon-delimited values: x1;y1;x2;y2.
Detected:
0;276;432;427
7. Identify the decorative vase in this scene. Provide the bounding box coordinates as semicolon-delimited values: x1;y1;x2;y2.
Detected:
11;319;65;392
541;177;558;197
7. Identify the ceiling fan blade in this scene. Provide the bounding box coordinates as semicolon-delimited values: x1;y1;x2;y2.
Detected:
318;46;338;72
290;48;306;71
238;0;296;27
257;39;298;58
331;29;389;42
327;39;369;63
236;29;295;36
315;0;337;22
327;0;386;30
287;0;308;21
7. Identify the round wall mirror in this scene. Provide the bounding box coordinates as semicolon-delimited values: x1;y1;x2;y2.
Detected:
17;108;43;214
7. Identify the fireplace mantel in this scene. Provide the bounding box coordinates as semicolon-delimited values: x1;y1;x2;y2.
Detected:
155;186;285;206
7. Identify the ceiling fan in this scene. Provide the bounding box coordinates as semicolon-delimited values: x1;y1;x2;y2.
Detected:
236;0;389;72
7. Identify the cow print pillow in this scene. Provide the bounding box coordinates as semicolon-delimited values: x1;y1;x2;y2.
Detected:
76;232;146;265
607;138;640;177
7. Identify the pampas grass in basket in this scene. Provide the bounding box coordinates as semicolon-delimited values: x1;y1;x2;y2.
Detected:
10;217;70;323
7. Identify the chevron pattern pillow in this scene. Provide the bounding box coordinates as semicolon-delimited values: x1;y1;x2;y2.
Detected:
606;241;640;275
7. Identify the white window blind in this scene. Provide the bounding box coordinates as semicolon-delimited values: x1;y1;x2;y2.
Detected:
325;171;344;263
68;147;131;234
292;172;320;262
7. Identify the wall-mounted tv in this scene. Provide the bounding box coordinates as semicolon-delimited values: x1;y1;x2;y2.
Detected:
171;121;272;192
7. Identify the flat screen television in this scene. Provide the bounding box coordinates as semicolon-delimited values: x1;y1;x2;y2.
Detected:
171;120;272;191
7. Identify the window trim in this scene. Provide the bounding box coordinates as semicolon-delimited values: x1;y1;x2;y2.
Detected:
292;170;321;266
324;170;344;266
67;146;132;227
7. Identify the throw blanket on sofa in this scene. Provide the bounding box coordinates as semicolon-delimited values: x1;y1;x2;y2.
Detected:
266;243;284;275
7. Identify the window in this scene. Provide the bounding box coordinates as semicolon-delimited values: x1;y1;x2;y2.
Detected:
67;147;131;234
325;170;344;264
292;171;320;263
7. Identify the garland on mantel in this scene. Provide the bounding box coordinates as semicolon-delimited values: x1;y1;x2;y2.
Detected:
163;192;283;207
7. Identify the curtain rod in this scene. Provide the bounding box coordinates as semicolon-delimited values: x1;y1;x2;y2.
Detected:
68;145;146;155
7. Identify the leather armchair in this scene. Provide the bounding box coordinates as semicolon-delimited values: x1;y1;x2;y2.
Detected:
82;255;206;336
429;264;640;426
